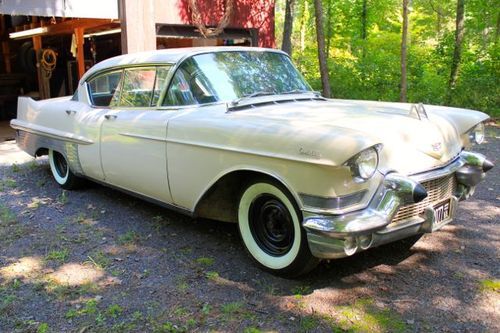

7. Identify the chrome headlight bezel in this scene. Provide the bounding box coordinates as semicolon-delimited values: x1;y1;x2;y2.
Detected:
468;122;485;145
344;145;381;182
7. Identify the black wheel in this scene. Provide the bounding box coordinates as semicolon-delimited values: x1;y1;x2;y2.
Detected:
238;179;319;277
48;149;84;190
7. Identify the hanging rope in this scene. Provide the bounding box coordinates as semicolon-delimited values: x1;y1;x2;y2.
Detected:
188;0;234;38
40;48;57;79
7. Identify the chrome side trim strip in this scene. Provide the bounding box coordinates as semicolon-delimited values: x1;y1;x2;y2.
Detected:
15;130;85;176
10;120;93;145
300;190;368;212
120;132;168;142
165;137;337;167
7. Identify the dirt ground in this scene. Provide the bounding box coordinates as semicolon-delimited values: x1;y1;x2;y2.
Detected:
0;127;498;333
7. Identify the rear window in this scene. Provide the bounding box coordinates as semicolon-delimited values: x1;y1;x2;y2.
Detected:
88;70;122;107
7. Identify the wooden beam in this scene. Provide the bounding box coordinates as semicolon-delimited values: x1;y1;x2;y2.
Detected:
0;15;5;37
32;35;42;51
2;42;11;73
47;18;118;35
119;0;156;54
32;36;47;99
11;18;119;39
74;28;85;79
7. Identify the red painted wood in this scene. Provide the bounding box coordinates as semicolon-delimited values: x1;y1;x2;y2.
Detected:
176;0;275;48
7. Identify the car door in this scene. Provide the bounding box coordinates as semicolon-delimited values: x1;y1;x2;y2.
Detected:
99;66;175;203
76;69;123;181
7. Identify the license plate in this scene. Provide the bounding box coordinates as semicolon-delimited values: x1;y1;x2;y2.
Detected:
434;199;451;224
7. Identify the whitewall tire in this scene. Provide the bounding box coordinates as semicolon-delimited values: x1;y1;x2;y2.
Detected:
48;149;83;190
238;180;318;277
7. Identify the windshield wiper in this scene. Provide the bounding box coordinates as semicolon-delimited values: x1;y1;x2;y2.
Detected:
281;89;323;96
280;89;312;95
230;91;276;106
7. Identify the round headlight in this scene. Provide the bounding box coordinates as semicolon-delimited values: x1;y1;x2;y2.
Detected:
469;122;485;145
349;147;379;181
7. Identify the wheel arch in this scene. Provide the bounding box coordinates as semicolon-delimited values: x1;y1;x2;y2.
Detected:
35;147;49;157
193;168;302;223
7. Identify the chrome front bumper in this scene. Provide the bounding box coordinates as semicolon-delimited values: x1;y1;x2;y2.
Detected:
303;151;493;259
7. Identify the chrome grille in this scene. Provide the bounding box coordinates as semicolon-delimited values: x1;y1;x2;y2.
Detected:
391;174;457;224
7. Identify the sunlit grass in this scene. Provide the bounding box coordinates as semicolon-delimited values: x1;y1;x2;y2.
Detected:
117;230;140;245
480;279;500;293
45;249;70;263
0;178;17;191
334;298;407;333
195;257;215;266
205;271;219;280
86;251;111;269
0;203;17;224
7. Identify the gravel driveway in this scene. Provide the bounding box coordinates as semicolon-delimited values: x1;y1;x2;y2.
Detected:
0;127;498;333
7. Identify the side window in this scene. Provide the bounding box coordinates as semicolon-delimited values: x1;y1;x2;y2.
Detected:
88;70;122;107
164;69;197;106
163;59;217;106
152;66;171;106
119;67;156;107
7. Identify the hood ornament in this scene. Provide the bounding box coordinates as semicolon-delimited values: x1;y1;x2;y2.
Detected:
409;103;428;120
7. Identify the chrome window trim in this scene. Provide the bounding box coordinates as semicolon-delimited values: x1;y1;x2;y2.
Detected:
84;63;175;109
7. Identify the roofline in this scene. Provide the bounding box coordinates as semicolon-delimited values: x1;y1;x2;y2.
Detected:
80;47;288;83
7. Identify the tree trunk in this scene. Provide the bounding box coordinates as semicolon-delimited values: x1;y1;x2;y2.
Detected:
361;0;368;59
299;1;307;52
281;0;295;56
400;0;409;102
495;9;500;42
326;0;333;56
361;0;367;40
313;0;332;98
446;0;465;104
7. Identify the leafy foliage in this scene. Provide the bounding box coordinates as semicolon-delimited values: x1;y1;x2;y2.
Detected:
275;0;499;117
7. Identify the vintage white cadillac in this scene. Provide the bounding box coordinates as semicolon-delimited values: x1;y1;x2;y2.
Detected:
11;47;493;277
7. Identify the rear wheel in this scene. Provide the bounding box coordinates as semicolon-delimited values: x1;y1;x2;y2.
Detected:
48;149;83;189
238;180;318;277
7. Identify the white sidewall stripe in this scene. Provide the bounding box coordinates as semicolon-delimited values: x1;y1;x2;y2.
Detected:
49;149;69;185
238;183;301;270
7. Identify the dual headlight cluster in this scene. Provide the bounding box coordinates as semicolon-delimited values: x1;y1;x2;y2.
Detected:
468;122;485;145
344;144;381;182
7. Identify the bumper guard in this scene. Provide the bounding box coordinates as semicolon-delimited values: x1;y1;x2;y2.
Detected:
303;151;493;259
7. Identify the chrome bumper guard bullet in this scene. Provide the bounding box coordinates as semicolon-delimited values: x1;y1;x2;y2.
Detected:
303;151;494;259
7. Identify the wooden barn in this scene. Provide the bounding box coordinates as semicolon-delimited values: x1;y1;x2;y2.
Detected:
0;0;275;120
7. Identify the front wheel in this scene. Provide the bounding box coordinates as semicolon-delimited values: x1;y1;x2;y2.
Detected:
238;180;318;277
48;149;83;190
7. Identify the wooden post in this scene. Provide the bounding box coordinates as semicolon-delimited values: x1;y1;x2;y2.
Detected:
74;27;85;79
1;15;10;73
0;15;5;36
119;0;156;54
32;35;47;99
1;42;11;73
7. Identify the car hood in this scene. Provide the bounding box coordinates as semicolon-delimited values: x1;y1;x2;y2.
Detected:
171;98;489;175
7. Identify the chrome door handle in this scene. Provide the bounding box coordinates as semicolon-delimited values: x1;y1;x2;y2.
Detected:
65;110;76;115
104;114;117;120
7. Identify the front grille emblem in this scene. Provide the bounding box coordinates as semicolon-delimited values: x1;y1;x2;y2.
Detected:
432;142;442;152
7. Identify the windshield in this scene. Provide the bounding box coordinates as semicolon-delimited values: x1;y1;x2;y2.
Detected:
163;51;312;106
